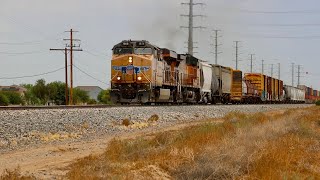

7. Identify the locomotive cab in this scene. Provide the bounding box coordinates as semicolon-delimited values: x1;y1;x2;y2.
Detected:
110;40;156;103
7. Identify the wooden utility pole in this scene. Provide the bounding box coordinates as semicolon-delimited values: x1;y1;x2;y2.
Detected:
64;29;82;105
64;48;68;105
50;29;82;105
49;48;69;105
70;29;74;105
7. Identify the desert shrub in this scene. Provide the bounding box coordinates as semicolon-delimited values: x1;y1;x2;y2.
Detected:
148;114;159;122
122;119;131;126
87;99;97;105
315;100;320;106
1;91;24;105
0;168;36;180
0;92;9;106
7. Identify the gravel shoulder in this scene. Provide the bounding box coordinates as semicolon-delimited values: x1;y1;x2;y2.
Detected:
0;104;312;178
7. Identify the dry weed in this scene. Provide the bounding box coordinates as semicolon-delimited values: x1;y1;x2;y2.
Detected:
65;107;320;180
122;119;131;126
148;114;159;122
0;168;36;180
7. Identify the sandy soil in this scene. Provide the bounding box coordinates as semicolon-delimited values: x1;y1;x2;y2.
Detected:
0;119;220;179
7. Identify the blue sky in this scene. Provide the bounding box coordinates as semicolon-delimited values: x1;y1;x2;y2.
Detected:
0;0;319;89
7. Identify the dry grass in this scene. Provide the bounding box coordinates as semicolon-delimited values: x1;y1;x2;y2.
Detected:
121;118;131;126
4;106;319;179
147;114;159;122
0;168;35;180
66;107;320;179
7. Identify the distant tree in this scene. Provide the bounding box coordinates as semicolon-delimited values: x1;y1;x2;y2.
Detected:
47;81;66;105
0;92;9;106
21;84;41;105
97;89;112;104
87;99;97;105
73;88;89;105
32;79;48;104
2;91;24;105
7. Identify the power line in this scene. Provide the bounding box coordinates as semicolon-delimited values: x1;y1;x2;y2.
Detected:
239;9;320;14
211;29;222;65
248;23;320;27
262;59;265;74
0;37;61;46
234;41;241;70
73;65;108;86
245;35;320;39
0;50;45;55
249;54;255;73
181;0;206;55
0;67;66;80
292;63;295;86
83;50;107;58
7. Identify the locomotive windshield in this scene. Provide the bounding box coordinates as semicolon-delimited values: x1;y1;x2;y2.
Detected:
113;48;133;55
134;48;152;55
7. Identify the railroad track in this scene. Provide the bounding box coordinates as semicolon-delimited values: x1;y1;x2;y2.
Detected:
0;103;307;111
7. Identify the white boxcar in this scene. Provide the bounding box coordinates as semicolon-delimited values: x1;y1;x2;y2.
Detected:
212;65;232;95
284;85;305;102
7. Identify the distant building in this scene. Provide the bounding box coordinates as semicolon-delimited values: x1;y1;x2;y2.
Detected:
76;86;103;101
0;85;27;96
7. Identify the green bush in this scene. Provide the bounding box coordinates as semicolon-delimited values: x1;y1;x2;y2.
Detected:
98;89;112;104
2;91;24;105
316;100;320;106
87;99;97;105
0;93;9;106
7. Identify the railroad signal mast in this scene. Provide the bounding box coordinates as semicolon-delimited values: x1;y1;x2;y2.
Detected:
50;29;82;105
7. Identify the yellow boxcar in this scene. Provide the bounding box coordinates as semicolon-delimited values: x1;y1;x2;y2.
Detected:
244;73;267;101
231;70;242;102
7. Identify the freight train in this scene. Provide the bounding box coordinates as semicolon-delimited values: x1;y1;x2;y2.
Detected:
110;40;319;104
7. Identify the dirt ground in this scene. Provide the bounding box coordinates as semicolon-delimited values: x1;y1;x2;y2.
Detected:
0;119;220;179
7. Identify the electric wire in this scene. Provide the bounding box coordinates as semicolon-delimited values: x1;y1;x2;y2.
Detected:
0;50;46;55
239;9;320;14
0;66;66;80
73;64;109;86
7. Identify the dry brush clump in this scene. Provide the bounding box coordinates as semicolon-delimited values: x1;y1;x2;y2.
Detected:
65;106;320;179
174;112;297;179
0;168;36;180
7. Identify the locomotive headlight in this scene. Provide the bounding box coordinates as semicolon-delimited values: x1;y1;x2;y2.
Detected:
117;76;121;81
128;56;133;63
137;76;142;81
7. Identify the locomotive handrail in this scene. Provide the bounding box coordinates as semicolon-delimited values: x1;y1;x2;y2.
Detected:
111;71;120;81
141;71;152;88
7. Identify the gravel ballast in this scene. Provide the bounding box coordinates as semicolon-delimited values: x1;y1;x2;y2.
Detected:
0;104;311;152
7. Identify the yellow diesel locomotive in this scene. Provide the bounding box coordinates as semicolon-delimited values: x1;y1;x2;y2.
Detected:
110;40;202;104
